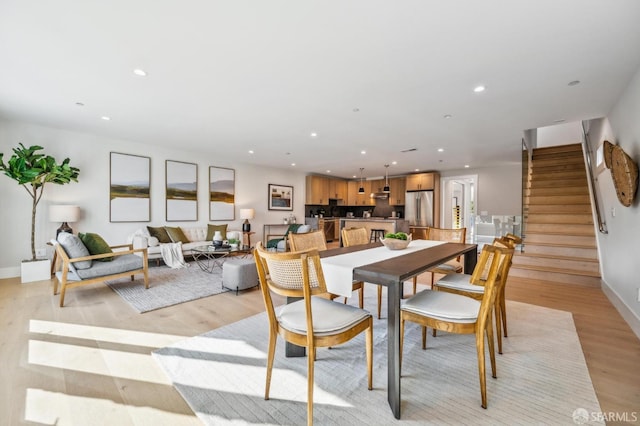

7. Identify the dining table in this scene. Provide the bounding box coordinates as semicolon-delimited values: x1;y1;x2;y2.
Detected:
317;239;478;419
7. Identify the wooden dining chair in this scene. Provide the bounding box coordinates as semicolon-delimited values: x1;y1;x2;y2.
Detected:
400;244;510;409
432;238;515;353
289;230;364;308
254;242;373;426
414;227;467;293
341;227;383;318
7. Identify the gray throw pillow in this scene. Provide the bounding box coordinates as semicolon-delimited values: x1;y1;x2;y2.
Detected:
57;232;92;269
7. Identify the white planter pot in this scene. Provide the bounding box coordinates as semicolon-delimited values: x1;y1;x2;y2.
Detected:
21;259;51;283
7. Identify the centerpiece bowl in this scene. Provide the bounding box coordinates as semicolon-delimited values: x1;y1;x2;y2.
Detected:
380;234;412;250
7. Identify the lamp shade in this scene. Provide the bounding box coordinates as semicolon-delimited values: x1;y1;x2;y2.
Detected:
240;208;255;220
49;205;80;223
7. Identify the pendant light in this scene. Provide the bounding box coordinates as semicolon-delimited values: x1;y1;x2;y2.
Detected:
383;164;390;193
358;168;365;194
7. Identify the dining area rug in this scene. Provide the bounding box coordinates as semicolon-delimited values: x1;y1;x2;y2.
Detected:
105;260;232;313
152;298;603;425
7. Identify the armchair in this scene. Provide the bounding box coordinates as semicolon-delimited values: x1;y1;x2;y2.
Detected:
53;233;149;307
266;224;311;251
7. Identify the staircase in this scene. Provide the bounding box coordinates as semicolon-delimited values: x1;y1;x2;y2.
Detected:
511;143;601;287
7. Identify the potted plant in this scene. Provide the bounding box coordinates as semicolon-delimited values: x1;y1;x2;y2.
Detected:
228;238;240;249
0;143;80;282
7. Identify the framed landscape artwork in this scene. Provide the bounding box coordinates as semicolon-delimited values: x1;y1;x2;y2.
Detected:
166;160;198;221
268;183;293;211
110;152;150;222
209;166;235;220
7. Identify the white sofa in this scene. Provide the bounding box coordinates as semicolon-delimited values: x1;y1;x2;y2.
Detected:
129;227;242;262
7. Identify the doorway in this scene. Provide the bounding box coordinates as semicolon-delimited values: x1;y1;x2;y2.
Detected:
440;175;477;244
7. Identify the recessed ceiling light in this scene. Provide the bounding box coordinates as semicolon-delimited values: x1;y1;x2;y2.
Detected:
464;164;470;168
414;168;420;172
291;163;296;166
101;116;111;121
443;114;452;119
75;102;84;107
361;150;366;155
352;175;357;178
310;132;318;138
353;108;360;112
248;150;254;154
326;170;331;173
133;69;147;76
473;85;486;93
437;148;444;153
568;80;580;86
391;161;397;165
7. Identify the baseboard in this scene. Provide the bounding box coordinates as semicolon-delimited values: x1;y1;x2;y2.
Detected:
602;279;640;341
0;266;20;280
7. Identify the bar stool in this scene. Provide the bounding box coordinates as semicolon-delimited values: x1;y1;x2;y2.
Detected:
370;229;386;242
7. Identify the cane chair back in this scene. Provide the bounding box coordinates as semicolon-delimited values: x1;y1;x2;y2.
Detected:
254;242;373;426
288;230;328;252
416;227;467;292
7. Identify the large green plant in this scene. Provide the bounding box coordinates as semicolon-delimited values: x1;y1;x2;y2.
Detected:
0;143;80;261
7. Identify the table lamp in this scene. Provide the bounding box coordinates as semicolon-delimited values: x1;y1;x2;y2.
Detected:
240;208;255;232
49;205;80;237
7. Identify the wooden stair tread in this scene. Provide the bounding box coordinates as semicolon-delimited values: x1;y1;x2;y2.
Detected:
514;252;599;263
525;229;595;236
510;263;600;277
524;241;597;249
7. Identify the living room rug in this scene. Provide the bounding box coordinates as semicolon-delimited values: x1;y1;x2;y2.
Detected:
106;261;232;313
152;298;603;425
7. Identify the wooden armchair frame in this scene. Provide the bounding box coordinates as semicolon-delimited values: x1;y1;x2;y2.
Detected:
54;243;149;307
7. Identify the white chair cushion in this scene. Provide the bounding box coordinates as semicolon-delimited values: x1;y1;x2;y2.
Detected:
296;224;311;233
432;260;462;272
277;297;370;336
402;290;480;323
436;273;485;294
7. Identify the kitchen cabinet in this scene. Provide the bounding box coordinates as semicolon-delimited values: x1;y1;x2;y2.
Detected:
369;179;385;194
389;177;406;206
347;180;372;206
305;175;329;204
328;178;347;200
406;172;436;191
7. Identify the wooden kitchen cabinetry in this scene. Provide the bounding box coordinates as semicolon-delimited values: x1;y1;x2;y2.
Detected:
388;177;406;205
328;178;347;200
347;180;373;206
305;175;329;204
405;172;436;191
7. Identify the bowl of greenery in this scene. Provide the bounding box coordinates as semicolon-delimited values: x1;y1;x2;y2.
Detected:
380;232;412;250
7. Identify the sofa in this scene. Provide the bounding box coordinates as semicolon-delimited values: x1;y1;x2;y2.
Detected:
130;225;242;262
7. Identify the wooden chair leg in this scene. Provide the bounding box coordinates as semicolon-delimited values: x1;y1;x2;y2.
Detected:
412;276;417;294
366;319;373;390
265;329;277;400
476;330;488;409
307;343;315;426
500;288;508;337
495;305;503;354
422;326;428;349
358;285;364;309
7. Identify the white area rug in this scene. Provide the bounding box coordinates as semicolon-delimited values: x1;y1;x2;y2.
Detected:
106;261;231;313
152;296;603;425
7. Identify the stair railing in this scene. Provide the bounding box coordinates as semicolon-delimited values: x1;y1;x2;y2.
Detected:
580;122;608;234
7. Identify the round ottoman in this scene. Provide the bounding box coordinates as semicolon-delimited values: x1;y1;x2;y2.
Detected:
222;258;259;295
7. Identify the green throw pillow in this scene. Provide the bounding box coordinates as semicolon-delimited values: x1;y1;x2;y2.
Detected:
147;226;172;243
206;224;228;241
78;232;114;262
165;226;190;244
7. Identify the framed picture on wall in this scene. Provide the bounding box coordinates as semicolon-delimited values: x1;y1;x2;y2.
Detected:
268;183;293;211
166;160;198;221
209;166;235;220
109;152;151;222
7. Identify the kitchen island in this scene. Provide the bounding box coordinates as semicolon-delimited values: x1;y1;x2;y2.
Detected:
339;218;410;245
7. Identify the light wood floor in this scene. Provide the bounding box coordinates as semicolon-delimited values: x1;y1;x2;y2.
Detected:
1;270;639;425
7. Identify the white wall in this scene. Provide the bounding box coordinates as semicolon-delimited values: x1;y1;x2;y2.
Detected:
0;119;306;278
584;66;640;337
537;121;583;147
441;164;522;216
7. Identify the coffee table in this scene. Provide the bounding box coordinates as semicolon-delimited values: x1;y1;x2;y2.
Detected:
192;245;253;273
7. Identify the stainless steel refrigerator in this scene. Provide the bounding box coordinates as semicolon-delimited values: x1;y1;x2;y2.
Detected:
405;191;434;227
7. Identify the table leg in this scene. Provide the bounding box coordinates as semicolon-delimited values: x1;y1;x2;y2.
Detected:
464;249;478;273
387;280;402;419
285;296;306;357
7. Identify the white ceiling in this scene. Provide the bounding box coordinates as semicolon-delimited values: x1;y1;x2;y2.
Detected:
1;0;640;179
